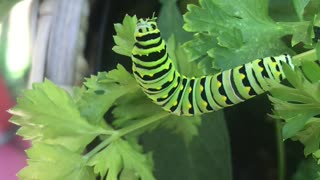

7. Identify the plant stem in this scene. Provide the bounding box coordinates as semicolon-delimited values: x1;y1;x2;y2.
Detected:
275;120;285;180
117;111;170;137
292;49;318;66
83;132;119;160
83;111;170;160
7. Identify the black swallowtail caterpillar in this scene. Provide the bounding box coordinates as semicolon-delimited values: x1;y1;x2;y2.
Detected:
131;18;294;116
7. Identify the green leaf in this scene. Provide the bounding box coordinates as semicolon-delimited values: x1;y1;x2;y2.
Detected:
161;115;201;144
166;35;203;76
183;0;307;71
312;150;320;165
304;0;320;20
9;79;105;152
293;0;310;21
88;141;122;179
269;64;320;103
88;139;155;180
112;15;137;57
182;33;219;74
112;91;163;130
142;112;232;180
294;118;320;155
217;28;243;49
269;62;320;154
290;21;313;47
158;0;192;43
19;143;95;180
282;113;313;140
300;60;320;83
77;64;138;124
292;157;320;180
282;63;304;88
158;0;201;76
317;41;320;58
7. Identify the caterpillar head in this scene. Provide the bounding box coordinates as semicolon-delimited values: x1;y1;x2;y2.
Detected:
135;18;159;39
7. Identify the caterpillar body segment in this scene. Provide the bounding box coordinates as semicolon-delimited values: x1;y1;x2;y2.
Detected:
131;18;294;116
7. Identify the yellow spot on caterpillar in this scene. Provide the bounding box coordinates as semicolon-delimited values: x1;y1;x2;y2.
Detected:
277;72;282;77
272;62;277;67
166;64;170;70
162;94;168;99
188;103;192;108
174;82;178;88
191;77;195;79
180;85;184;90
169;76;174;82
152;98;157;102
217;81;222;87
188;87;192;93
156;87;162;90
203;101;208;107
260;67;264;72
246;87;251;93
223;96;227;102
149;74;154;77
240;74;245;80
173;101;178;106
200;85;204;92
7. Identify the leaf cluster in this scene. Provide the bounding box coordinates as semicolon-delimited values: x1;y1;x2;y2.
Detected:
269;61;320;171
182;0;317;73
10;67;159;179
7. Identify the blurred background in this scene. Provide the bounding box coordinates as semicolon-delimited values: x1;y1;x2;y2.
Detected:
0;0;313;180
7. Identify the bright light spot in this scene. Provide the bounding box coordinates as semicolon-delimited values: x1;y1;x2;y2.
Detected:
6;0;31;78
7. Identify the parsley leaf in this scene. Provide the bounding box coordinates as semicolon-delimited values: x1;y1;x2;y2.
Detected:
112;91;163;131
292;157;320;180
77;64;138;124
161;115;201;144
88;139;155;180
158;0;192;43
300;61;320;83
9;79;106;152
183;0;310;72
294;118;320;155
112;15;137;57
293;0;310;21
269;63;320;155
18;143;95;180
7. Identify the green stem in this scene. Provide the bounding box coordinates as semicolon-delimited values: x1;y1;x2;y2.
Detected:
275;120;285;180
117;112;170;136
83;111;170;160
83;132;119;160
292;49;318;66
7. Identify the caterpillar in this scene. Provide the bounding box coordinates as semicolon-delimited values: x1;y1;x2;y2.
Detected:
131;18;294;116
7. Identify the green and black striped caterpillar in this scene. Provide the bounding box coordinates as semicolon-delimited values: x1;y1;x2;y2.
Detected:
131;18;294;116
